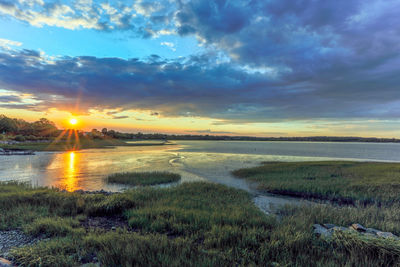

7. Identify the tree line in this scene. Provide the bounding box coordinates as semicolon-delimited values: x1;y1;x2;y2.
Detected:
1;114;399;143
0;115;58;141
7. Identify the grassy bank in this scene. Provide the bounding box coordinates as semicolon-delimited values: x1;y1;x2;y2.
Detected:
106;171;181;186
0;138;169;151
233;161;400;204
2;181;400;266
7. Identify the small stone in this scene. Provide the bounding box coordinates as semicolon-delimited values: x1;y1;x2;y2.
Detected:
332;226;348;232
313;224;332;238
0;257;12;267
323;223;336;229
111;226;116;231
366;228;380;235
376;231;399;239
351;223;367;232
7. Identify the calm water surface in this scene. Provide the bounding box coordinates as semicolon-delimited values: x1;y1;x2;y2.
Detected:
2;140;399;212
1;140;399;192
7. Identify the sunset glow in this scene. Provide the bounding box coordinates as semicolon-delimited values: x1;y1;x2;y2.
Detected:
69;118;78;126
0;0;399;137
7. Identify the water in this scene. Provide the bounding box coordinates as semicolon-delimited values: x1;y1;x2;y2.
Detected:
1;141;399;213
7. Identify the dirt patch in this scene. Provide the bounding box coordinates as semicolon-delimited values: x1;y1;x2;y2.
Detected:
81;216;133;232
0;230;42;257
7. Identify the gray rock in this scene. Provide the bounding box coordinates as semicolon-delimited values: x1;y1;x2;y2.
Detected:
323;223;336;229
0;257;12;267
351;223;367;232
332;226;349;232
313;224;332;238
0;230;41;256
376;231;399;240
366;228;380;235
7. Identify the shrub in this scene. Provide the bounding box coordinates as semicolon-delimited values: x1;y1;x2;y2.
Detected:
14;135;26;142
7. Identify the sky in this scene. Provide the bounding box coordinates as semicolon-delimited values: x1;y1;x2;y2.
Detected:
0;0;399;137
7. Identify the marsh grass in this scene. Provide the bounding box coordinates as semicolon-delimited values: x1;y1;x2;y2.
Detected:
233;161;400;204
106;171;181;186
3;181;400;266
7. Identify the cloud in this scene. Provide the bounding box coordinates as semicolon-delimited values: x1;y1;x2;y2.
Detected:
0;95;23;103
160;41;176;51
0;45;399;124
0;0;176;37
112;115;129;120
0;0;399;125
0;38;22;50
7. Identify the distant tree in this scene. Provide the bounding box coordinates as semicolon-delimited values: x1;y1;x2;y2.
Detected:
102;128;108;135
90;129;102;139
14;135;26;142
32;118;58;137
107;130;116;138
0;115;18;133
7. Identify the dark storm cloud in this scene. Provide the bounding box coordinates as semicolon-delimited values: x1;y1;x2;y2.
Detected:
0;45;399;123
0;0;400;123
0;95;23;103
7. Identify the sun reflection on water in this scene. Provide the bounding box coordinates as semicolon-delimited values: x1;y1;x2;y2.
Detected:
62;151;79;191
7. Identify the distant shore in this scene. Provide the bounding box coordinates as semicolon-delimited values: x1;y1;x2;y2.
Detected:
0;139;172;152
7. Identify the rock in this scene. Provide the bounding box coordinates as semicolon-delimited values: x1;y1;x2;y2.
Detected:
332;226;348;231
111;226;116;231
323;223;336;229
376;231;399;240
313;224;332;238
366;228;380;235
351;223;367;232
0;258;12;267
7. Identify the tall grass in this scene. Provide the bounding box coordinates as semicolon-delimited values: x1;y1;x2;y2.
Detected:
3;181;400;266
233;161;400;204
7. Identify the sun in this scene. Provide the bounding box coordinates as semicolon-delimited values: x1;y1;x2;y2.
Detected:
69;118;78;126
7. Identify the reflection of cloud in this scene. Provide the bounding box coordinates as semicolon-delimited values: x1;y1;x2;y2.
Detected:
187;129;234;134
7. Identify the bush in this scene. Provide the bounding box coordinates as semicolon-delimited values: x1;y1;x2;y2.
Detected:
24;217;83;237
14;135;26;142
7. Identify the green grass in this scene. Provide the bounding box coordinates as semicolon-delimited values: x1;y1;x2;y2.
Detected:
3;181;400;266
106;171;181;186
0;138;169;151
233;161;400;204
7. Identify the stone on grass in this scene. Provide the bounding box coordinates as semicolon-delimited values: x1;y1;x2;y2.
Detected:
332;226;348;232
323;223;336;229
0;258;12;267
376;231;399;240
313;224;332;238
351;223;367;232
366;228;380;235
